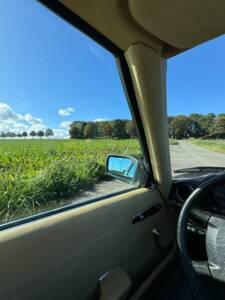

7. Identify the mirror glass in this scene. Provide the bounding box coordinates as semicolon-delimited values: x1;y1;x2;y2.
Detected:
107;156;138;180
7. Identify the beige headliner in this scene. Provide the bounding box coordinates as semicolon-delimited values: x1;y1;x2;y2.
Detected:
59;0;225;57
129;0;225;49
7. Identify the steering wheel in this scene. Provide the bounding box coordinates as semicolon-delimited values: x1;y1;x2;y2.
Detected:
177;173;225;300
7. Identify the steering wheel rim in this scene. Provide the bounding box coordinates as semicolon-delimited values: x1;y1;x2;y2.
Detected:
177;173;225;300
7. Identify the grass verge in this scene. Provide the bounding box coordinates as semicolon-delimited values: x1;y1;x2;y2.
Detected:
188;139;225;153
169;139;179;145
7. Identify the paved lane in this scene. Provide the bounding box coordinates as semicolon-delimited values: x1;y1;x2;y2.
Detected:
71;179;131;204
170;140;225;171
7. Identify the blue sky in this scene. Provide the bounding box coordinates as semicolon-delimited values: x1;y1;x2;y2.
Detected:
0;1;224;137
168;34;225;116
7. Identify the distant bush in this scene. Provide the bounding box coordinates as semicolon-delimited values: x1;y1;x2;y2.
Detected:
169;139;179;145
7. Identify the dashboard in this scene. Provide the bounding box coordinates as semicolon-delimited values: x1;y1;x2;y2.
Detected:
170;173;225;260
170;174;225;215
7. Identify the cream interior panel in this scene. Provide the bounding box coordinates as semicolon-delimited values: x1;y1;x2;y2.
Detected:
58;0;164;53
0;188;174;300
129;0;225;48
125;44;171;198
58;0;225;56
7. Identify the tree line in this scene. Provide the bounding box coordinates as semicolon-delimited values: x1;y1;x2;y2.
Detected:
69;114;225;140
2;113;224;140
69;120;137;139
169;113;225;139
0;128;54;139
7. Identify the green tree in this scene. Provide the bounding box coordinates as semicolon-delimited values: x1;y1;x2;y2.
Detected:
45;128;54;138
5;132;15;138
22;131;28;137
37;130;44;138
213;115;225;135
84;123;96;138
30;131;37;138
69;124;80;139
189;113;216;136
112;119;126;139
170;115;192;139
98;122;113;138
204;113;216;134
0;132;6;139
189;114;205;137
69;121;87;138
125;120;137;138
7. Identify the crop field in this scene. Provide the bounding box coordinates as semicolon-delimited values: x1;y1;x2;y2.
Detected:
0;138;178;224
0;139;141;223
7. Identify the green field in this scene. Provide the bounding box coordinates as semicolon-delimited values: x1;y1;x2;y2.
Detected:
0;139;141;223
0;138;178;223
189;139;225;153
169;139;179;145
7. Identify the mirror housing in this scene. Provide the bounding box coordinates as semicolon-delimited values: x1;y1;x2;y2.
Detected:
106;154;147;186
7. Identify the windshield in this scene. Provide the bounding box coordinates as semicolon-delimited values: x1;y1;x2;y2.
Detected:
168;35;225;179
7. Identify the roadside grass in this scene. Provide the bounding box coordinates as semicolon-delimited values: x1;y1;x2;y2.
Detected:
169;139;179;145
188;139;225;153
0;139;141;223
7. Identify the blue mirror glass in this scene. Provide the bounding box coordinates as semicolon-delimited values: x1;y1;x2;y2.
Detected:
107;156;138;180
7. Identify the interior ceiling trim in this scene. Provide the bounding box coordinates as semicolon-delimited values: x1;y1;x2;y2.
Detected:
128;0;225;48
57;0;165;54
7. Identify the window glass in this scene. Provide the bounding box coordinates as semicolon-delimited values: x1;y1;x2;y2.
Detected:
167;35;225;179
0;1;143;225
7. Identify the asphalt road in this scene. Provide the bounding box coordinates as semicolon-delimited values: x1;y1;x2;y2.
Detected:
71;179;131;205
170;140;225;171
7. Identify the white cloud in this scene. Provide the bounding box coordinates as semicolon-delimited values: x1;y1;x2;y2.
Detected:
58;107;74;117
29;123;46;132
0;102;19;121
0;102;72;139
0;102;46;135
93;118;107;122
60;121;72;129
52;129;69;139
0;119;30;134
24;113;43;125
13;123;29;130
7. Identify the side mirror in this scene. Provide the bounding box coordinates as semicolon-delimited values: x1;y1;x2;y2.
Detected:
106;155;147;186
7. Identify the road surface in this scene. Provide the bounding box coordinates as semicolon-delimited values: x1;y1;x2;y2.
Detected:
170;140;225;171
71;179;131;205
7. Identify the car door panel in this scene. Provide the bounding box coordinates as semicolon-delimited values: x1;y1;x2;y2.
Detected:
0;188;174;300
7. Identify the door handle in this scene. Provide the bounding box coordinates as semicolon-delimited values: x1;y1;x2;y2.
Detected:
132;204;163;224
